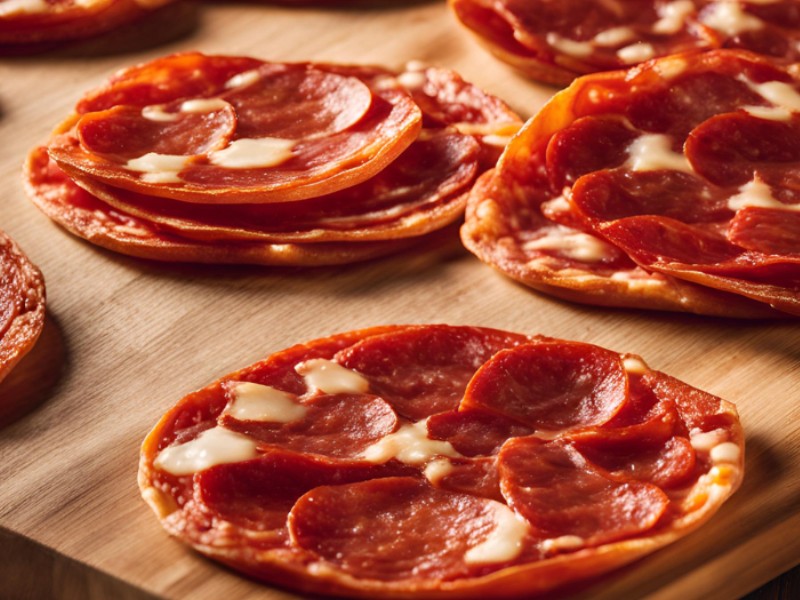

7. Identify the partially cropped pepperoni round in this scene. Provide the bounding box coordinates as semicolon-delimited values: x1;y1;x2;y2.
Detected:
499;438;669;546
461;342;628;431
289;477;500;581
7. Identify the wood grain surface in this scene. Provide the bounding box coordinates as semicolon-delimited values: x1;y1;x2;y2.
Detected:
1;2;799;599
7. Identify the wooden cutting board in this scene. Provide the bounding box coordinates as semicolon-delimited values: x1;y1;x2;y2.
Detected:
1;3;798;599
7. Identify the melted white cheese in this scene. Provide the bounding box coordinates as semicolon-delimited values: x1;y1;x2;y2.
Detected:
700;1;764;36
546;33;594;58
622;356;648;374
523;227;615;262
710;442;741;463
224;381;306;423
617;43;656;64
142;105;180;122
653;0;696;34
743;105;793;121
154;426;258;475
180;98;229;113
593;26;636;47
294;359;369;395
125;153;189;184
541;535;585;553
224;69;261;90
464;502;530;565
728;178;800;212
742;78;800;114
208;138;294;169
405;59;428;72
397;71;427;90
361;420;462;466
625;134;693;173
653;55;689;80
690;428;726;452
0;0;48;16
423;457;454;484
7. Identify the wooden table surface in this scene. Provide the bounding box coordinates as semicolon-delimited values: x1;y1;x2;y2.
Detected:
1;2;799;599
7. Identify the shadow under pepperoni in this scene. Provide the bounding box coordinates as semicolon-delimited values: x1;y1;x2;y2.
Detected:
0;2;199;59
0;314;66;429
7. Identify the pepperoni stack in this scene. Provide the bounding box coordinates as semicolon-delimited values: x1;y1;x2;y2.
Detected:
462;50;800;317
0;230;45;385
450;0;800;85
25;52;521;266
139;324;743;598
0;0;176;46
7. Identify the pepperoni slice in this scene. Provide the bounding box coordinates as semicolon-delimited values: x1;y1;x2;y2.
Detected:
139;325;744;598
451;0;800;84
499;438;669;547
461;342;628;432
0;230;46;385
336;325;531;420
462;49;800;316
30;53;519;266
0;0;175;46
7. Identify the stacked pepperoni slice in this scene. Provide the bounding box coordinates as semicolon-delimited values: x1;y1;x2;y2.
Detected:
0;0;175;45
25;52;520;265
450;0;800;85
0;230;45;385
139;324;743;598
463;50;800;317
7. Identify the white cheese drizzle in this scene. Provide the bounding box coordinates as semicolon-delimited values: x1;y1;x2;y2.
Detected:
142;105;180;122
224;381;306;423
700;1;764;37
125;152;189;184
617;43;656;64
154;426;258;476
653;0;696;35
690;429;727;452
546;33;594;58
180;98;229;113
523;227;615;262
208;137;295;169
361;420;462;466
294;358;370;395
625;133;693;173
0;0;48;16
541;535;585;553
224;69;261;90
464;502;530;565
622;356;648;374
423;457;454;485
728;178;800;212
741;78;800;114
593;26;636;47
710;442;741;463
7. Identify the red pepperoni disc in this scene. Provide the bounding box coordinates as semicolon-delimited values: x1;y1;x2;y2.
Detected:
29;53;520;266
0;231;46;385
0;0;176;46
462;50;800;316
450;0;800;85
139;325;744;598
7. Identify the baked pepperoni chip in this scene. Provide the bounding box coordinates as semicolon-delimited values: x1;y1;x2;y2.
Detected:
139;325;744;598
450;0;800;85
462;50;800;317
0;0;175;46
26;53;520;266
0;230;45;385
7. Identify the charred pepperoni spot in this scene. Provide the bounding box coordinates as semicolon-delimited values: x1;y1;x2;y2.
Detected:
289;477;501;581
499;438;669;545
461;342;628;432
221;394;399;459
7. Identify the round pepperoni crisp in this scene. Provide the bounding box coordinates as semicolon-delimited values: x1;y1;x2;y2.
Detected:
139;325;744;598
